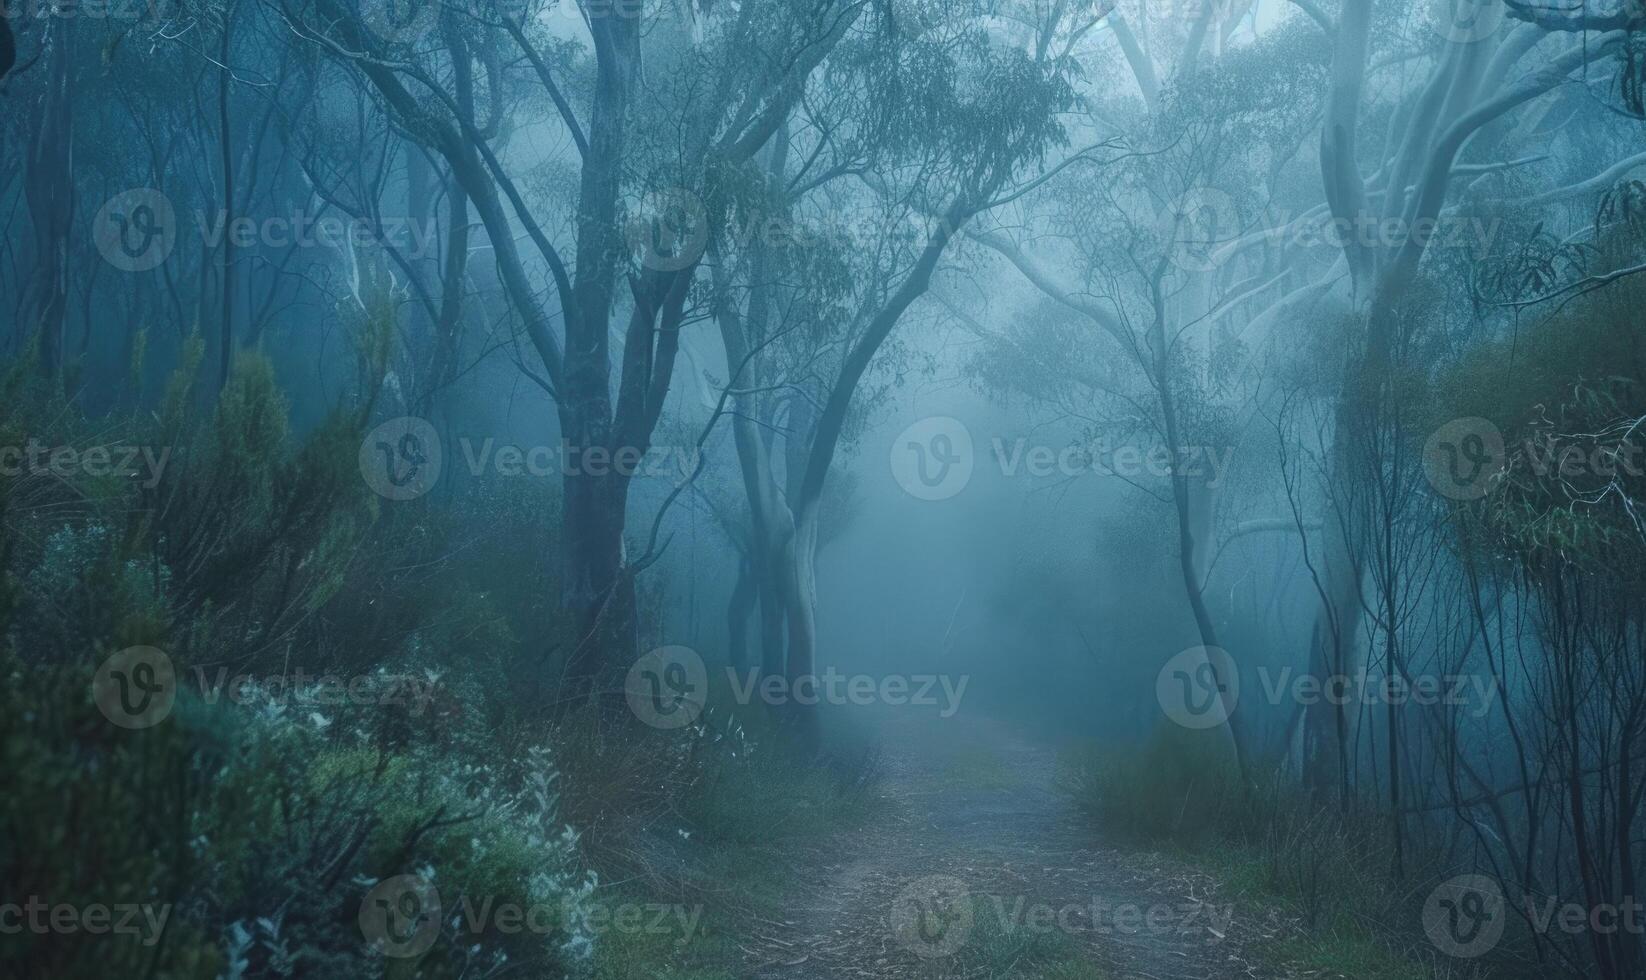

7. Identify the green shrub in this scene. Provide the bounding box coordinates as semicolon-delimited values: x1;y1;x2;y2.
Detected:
0;658;595;979
1062;724;1254;848
0;346;887;980
1061;726;1449;977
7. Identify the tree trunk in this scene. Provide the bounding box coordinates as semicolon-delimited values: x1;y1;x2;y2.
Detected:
418;177;468;414
24;18;75;381
755;535;788;680
216;12;235;394
780;512;821;746
562;469;636;699
1298;526;1365;803
1150;290;1252;780
726;555;756;670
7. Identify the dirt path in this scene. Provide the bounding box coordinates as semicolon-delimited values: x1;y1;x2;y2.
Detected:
741;712;1287;980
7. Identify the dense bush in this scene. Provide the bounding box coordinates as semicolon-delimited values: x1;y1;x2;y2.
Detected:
0;660;593;979
0;347;878;979
0;353;601;978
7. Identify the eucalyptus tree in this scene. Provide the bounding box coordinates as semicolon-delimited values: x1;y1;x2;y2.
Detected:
282;0;876;690
14;13;76;380
1260;0;1646;802
703;0;1090;732
961;17;1327;777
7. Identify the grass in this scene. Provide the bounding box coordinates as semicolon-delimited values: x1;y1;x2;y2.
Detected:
953;898;1111;979
938;743;1024;791
1058;725;1462;979
1263;931;1437;980
591;925;741;980
560;697;884;978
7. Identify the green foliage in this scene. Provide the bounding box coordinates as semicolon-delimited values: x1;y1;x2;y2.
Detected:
1436;263;1646;578
0;361;596;978
952;902;1101;978
1061;728;1454;978
149;354;372;662
1062;725;1252;848
0;658;593;979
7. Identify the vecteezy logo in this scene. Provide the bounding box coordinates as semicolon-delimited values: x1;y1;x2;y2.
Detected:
360;874;442;958
1157;645;1240;730
1422;417;1505;501
625;186;709;272
92;646;177;729
1156;185;1240;273
1423;874;1505;958
359;0;439;45
93;189;177;272
625;645;708;729
889;875;974;959
359;416;443;501
1428;0;1504;43
890;416;974;501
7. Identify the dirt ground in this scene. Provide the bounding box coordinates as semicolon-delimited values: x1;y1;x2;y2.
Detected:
740;711;1295;979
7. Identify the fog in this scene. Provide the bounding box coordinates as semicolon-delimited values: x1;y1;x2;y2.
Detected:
4;0;1645;977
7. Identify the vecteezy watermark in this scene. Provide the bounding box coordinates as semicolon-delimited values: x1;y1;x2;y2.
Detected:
359;873;702;960
357;0;655;46
626;185;988;273
93;188;441;272
457;437;700;483
1144;183;1504;273
625;186;710;272
977;895;1232;944
1423;875;1506;958
1157;186;1244;274
1422;417;1646;501
1517;893;1646;942
1427;0;1505;43
360;874;443;958
0;0;183;20
1254;667;1499;719
992;438;1234;487
890;416;975;501
359;418;703;501
92;646;177;730
890;875;975;959
1156;650;1498;729
890;416;1235;501
91;647;441;729
1156;646;1240;730
194;209;440;258
1423;417;1507;500
0;440;171;488
1423;874;1646;959
724;667;969;718
92;188;177;273
888;875;1233;960
625;645;710;730
0;897;172;948
360;416;443;501
624;647;970;729
1284;212;1502;254
188;666;441;716
359;0;439;44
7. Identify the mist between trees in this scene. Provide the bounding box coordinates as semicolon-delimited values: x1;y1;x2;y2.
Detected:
4;0;1645;977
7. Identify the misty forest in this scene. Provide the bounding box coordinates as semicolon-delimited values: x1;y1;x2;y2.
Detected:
4;0;1646;976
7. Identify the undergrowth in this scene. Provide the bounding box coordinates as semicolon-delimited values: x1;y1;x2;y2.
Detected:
1060;726;1534;980
0;347;878;978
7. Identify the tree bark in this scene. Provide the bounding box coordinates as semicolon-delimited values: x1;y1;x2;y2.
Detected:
24;18;74;381
216;8;235;393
